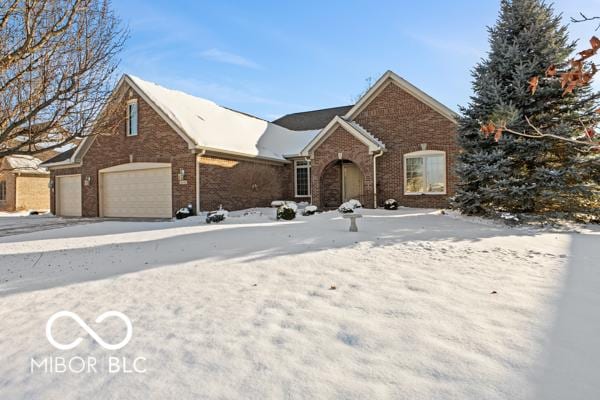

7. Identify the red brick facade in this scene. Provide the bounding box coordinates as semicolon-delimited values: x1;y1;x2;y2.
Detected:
49;76;458;217
198;155;290;211
51;83;196;217
353;82;458;208
310;126;374;208
307;81;458;209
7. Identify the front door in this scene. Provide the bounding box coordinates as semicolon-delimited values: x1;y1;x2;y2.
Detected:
342;163;363;202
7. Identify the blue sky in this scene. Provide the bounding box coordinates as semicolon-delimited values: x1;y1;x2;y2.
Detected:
114;0;600;121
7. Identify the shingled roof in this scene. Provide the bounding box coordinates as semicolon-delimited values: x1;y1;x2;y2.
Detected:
272;105;353;131
41;147;77;165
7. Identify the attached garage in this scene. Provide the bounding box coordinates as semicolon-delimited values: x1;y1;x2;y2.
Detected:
56;175;82;217
99;163;172;218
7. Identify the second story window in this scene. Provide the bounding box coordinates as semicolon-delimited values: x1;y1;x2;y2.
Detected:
127;100;138;136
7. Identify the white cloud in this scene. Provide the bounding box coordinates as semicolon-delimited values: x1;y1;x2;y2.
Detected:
199;49;260;69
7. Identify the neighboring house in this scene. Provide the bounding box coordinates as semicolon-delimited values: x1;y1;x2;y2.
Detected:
0;151;56;212
42;70;459;218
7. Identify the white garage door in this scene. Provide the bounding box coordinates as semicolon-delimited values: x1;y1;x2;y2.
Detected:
56;175;82;217
100;164;172;218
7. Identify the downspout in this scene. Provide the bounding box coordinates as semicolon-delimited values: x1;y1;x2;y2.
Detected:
373;150;384;208
304;155;312;205
196;149;206;214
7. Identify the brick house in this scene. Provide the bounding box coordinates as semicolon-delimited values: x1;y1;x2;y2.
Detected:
43;70;459;218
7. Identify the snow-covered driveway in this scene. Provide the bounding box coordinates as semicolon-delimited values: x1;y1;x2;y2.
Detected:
0;212;96;237
0;208;598;399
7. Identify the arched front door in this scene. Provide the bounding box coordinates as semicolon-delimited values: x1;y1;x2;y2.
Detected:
320;160;365;208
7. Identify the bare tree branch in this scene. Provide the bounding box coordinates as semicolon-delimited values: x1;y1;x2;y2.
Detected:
0;0;127;158
571;12;600;31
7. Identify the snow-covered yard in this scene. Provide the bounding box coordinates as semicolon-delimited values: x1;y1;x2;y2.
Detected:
0;208;598;399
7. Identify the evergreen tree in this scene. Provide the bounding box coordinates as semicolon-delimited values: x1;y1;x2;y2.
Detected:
453;0;600;218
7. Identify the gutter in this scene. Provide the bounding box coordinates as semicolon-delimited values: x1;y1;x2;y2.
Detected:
196;149;206;213
373;150;384;208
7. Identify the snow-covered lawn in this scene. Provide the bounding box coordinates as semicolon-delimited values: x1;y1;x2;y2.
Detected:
0;208;598;399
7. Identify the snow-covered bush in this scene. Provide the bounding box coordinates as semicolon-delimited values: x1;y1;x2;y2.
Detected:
348;199;362;209
271;200;285;208
338;199;362;214
384;199;398;210
303;205;318;216
206;206;228;224
176;203;194;219
277;204;296;220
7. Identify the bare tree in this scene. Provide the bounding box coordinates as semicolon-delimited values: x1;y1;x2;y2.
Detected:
0;0;127;158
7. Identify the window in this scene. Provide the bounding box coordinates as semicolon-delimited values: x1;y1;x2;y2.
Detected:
0;181;6;201
404;151;446;194
294;160;310;197
127;100;138;136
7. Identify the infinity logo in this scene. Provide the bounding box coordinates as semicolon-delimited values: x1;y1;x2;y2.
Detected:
46;311;132;350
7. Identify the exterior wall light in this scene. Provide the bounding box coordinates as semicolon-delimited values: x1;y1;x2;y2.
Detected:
84;176;92;186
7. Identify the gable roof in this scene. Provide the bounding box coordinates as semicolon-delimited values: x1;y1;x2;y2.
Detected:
127;75;318;161
344;70;459;123
299;116;385;156
273;105;353;131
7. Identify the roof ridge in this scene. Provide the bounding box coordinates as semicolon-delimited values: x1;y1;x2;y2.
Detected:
274;105;353;119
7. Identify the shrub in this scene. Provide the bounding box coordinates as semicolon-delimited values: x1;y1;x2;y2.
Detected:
277;204;296;220
206;206;228;224
303;205;318;216
338;199;361;214
348;199;362;209
384;199;398;210
176;203;195;219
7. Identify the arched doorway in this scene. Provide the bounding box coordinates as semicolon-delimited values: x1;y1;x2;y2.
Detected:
319;160;365;208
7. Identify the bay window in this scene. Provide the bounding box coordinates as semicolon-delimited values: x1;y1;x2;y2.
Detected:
404;151;446;194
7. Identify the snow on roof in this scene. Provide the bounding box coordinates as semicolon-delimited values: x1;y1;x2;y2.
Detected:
127;75;319;161
346;120;386;149
2;155;48;174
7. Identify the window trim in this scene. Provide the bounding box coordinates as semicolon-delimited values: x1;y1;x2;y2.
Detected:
126;99;138;137
403;150;447;195
294;160;311;197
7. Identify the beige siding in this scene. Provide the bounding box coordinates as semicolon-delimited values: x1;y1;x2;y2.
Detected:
15;175;50;211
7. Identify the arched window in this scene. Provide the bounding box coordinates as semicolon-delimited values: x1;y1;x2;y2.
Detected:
403;150;446;194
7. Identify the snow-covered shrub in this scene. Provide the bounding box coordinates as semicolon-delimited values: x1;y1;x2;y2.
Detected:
303;205;318;216
206;206;228;224
384;199;398;210
176;203;194;219
348;199;362;209
338;199;362;214
277;204;296;220
284;201;298;212
271;200;285;208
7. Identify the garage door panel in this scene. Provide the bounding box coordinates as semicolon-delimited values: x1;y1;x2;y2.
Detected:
101;166;172;218
56;175;82;217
